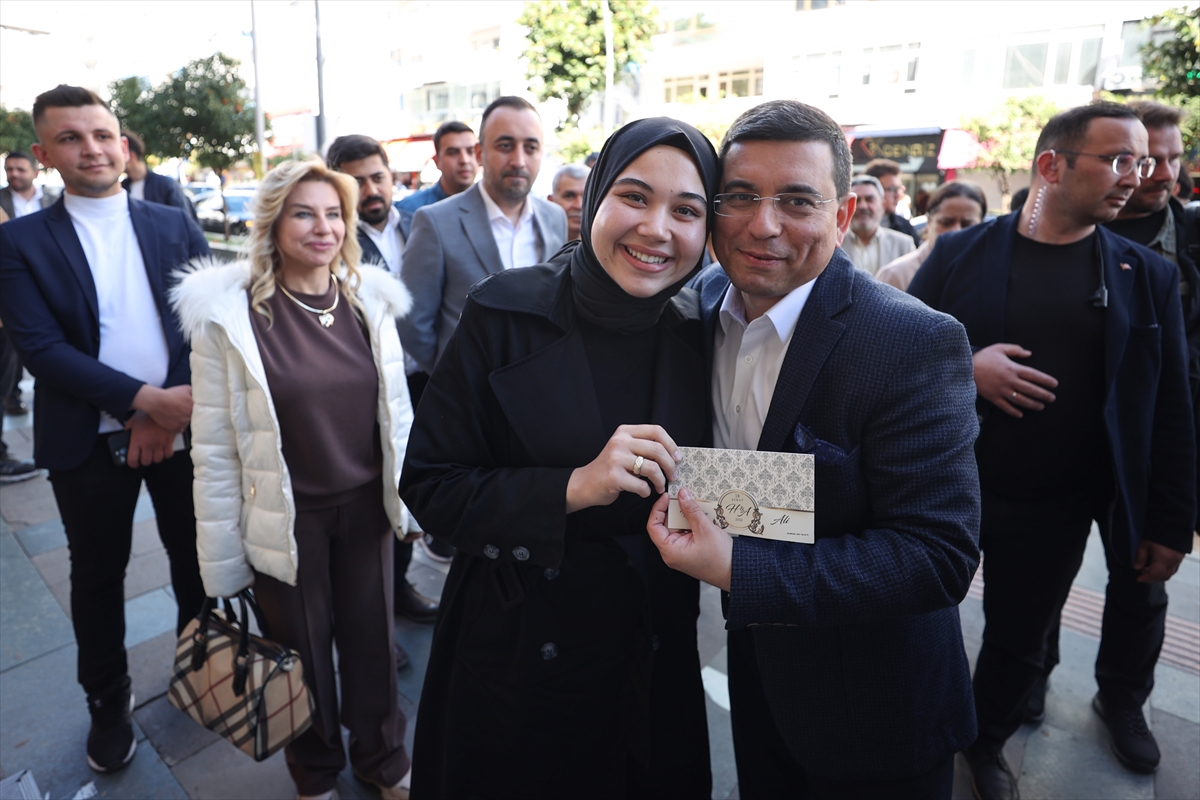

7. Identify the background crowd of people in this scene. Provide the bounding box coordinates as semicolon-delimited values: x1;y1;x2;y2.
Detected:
0;80;1195;800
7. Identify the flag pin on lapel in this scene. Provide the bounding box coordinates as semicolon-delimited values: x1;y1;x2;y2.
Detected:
1120;262;1132;271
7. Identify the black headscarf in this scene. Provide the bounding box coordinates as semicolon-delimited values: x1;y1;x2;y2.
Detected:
567;118;720;334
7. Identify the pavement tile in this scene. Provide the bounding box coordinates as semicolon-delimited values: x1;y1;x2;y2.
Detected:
124;588;179;650
0;530;73;670
1151;707;1200;800
1020;721;1154;800
47;576;72;620
0;642;187;800
131;516;162;557
134;694;222;767
29;544;70;587
11;517;66;556
1166;576;1199;624
0;472;60;527
707;694;738;800
128;629;180;709
698;582;726;666
1151;661;1200;725
169;738;296;800
134;489;157;525
125;547;173;600
394;618;434;707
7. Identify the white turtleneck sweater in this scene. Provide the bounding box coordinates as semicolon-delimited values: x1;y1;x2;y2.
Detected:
63;191;170;433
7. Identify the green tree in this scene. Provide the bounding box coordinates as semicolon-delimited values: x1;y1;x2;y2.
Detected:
0;105;38;156
1134;8;1200;162
156;54;259;176
109;76;173;158
519;0;659;129
960;95;1060;208
1139;7;1200;98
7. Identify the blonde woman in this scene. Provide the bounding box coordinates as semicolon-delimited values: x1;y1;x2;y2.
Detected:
171;159;415;800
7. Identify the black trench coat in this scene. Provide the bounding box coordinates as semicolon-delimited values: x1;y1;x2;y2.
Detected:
400;260;712;799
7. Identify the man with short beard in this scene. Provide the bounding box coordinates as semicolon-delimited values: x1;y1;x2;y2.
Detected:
397;121;479;241
864;157;922;248
398;96;566;373
911;103;1194;798
1;150;59;219
841;174;914;276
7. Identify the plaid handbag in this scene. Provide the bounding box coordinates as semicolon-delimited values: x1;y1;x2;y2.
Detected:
168;591;314;761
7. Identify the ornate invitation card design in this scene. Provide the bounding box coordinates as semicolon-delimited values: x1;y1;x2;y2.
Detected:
667;447;815;544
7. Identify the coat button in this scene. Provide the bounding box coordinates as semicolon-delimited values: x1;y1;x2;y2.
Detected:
249;484;256;497
652;635;660;651
541;642;558;660
512;546;530;561
543;568;559;581
483;544;499;559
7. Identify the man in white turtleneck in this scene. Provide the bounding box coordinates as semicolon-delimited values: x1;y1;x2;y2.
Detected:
0;85;210;776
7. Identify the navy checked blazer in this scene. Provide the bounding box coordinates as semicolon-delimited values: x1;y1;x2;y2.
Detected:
0;196;209;470
696;250;981;780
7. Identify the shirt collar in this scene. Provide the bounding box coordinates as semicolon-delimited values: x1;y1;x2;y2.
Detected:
480;182;532;227
359;204;401;239
718;276;816;344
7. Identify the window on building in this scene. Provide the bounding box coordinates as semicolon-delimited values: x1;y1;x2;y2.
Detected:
1003;41;1049;89
1053;42;1073;84
1078;38;1102;85
718;68;764;98
799;52;842;98
796;0;845;9
1119;20;1150;68
962;50;975;87
664;75;710;103
906;43;920;84
471;27;501;51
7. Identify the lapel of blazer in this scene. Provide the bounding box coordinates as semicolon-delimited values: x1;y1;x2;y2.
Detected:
459;185;505;275
699;267;731;395
357;228;385;266
487;282;608;464
0;187;13;218
756;252;853;453
979;214;1018;345
1098;226;1135;393
44;199;100;326
530;197;560;261
128;198;165;316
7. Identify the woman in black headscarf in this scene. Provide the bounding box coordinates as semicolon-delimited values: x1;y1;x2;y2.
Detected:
400;118;719;799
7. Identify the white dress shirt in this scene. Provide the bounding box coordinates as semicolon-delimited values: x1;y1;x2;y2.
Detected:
713;279;816;451
359;205;404;275
63;191;171;433
479;184;542;271
11;185;44;218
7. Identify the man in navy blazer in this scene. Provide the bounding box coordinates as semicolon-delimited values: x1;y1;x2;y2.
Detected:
0;85;210;775
910;103;1194;797
649;100;980;799
119;129;200;228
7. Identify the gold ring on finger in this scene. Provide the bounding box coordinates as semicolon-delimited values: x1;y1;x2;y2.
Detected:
633;455;644;477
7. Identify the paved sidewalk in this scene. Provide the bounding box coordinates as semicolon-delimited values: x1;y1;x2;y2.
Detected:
1;375;1197;799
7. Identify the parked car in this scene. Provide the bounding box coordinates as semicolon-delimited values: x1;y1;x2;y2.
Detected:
195;190;255;235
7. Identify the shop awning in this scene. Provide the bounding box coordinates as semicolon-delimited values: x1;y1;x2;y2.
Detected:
382;138;435;173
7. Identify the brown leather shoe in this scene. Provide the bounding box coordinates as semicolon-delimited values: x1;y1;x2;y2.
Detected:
964;743;1019;800
394;581;438;624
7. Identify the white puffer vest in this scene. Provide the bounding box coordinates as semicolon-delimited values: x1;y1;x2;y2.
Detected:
171;259;415;597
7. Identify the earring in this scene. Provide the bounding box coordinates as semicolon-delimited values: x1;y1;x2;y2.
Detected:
1026;186;1045;237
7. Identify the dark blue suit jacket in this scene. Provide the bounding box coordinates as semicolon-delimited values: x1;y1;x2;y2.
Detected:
696;250;981;780
396;183;448;240
0;196;210;470
909;213;1196;557
121;170;200;224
